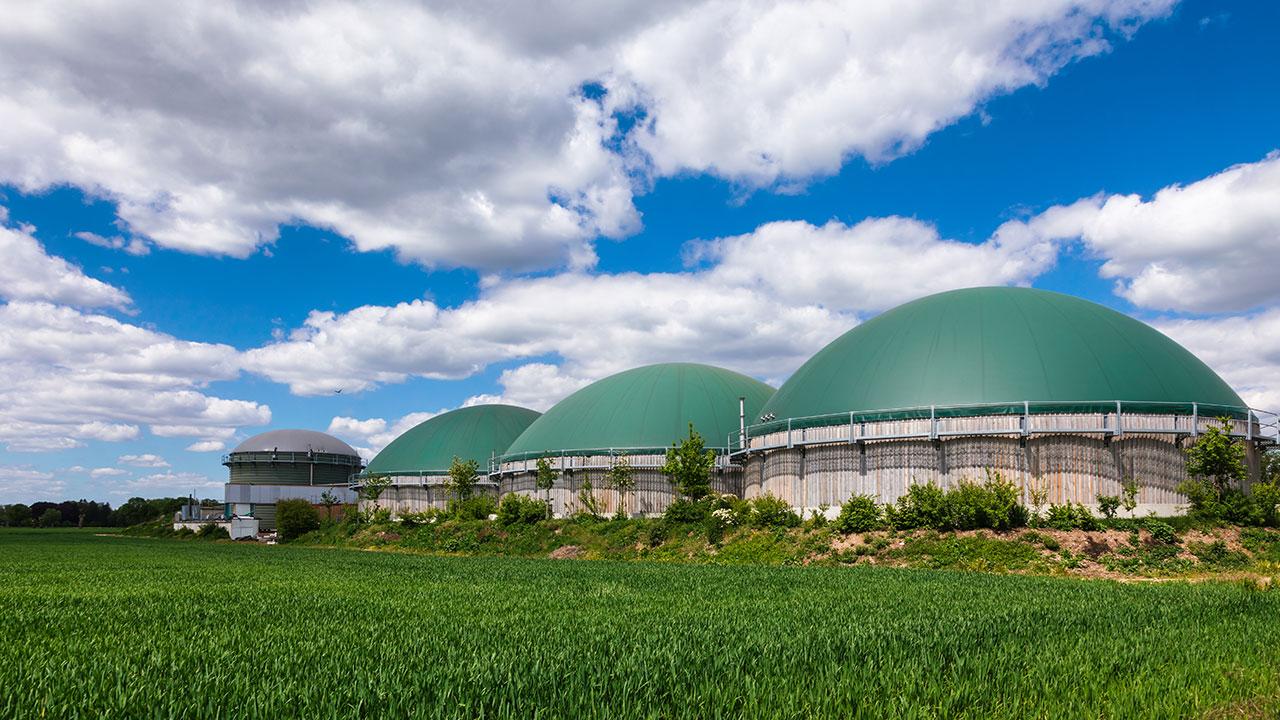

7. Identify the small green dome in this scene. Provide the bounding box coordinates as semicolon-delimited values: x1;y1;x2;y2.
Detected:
366;404;540;475
503;363;775;459
762;287;1243;423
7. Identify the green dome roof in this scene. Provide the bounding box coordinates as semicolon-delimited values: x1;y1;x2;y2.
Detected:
366;404;540;475
762;287;1244;423
503;363;775;459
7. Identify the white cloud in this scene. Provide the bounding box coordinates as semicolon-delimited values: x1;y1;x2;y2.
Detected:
1155;310;1280;413
89;467;128;478
996;152;1280;313
117;471;220;495
0;1;1167;272
74;231;149;256
0;302;270;452
185;440;226;453
117;453;169;468
689;217;1056;312
606;0;1172;187
0;465;63;503
0;212;131;309
247;211;1058;398
329;411;444;458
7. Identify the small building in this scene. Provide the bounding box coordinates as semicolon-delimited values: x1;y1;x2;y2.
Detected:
356;404;540;515
223;429;362;529
494;363;775;516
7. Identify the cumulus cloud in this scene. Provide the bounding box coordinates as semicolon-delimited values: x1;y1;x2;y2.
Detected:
329;411;444;459
74;231;149;256
116;471;221;495
607;0;1172;187
996;152;1280;313
0;465;64;503
117;454;170;468
185;440;226;453
0;1;1168;272
0;300;270;451
89;467;128;478
246;211;1060;398
1155;310;1280;414
0;211;131;309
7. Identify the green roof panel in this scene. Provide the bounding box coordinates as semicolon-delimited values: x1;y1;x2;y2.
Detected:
503;363;775;459
761;287;1244;422
366;404;540;475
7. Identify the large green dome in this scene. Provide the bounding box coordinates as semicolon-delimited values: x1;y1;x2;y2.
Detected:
761;287;1244;424
503;363;775;459
366;404;540;475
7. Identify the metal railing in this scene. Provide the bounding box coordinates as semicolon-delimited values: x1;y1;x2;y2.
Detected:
729;399;1279;457
223;450;363;467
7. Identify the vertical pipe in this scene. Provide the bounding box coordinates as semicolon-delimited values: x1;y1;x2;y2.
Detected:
738;396;746;452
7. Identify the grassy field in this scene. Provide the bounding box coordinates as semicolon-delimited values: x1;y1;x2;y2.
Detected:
1;530;1278;718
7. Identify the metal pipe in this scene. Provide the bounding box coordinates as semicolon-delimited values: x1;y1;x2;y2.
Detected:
738;396;746;452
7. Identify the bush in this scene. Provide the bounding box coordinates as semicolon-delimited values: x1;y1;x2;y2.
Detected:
496;494;548;527
1189;540;1249;568
449;495;497;521
1253;482;1280;527
1045;503;1099;532
276;499;321;541
664;498;709;524
750;494;801;529
888;475;1028;532
1144;520;1180;546
1096;495;1121;519
835;495;885;534
195;523;229;540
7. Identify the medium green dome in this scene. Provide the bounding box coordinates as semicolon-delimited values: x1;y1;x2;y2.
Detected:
761;287;1244;424
503;363;775;459
366;404;540;475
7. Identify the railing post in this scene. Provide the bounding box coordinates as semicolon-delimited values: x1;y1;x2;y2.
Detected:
1247;410;1253;441
787;418;793;449
848;412;856;445
1191;402;1199;437
929;405;937;440
1022;401;1030;437
1115;400;1123;437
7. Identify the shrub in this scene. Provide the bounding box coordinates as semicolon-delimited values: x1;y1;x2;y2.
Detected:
1144;520;1179;546
497;494;548;527
1041;535;1061;552
195;523;229;540
276;499;320;541
835;495;885;534
889;475;1028;532
1045;503;1098;532
449;495;496;521
1096;495;1121;519
1189;540;1249;568
751;494;801;529
888;483;949;530
1253;482;1280;527
664;498;709;524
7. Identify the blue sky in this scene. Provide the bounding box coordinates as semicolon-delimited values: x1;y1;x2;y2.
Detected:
1;0;1278;503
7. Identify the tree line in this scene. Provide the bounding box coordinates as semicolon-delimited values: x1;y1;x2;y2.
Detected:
0;496;220;528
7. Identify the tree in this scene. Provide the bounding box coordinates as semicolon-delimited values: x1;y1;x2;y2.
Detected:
607;454;636;520
577;474;602;518
535;457;558;519
37;508;62;528
319;490;340;521
1185;418;1248;499
661;423;716;500
1121;479;1140;518
444;456;480;502
3;503;31;527
358;474;392;515
276;498;320;541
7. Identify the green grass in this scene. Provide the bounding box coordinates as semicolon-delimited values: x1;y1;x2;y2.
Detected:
1;529;1279;719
